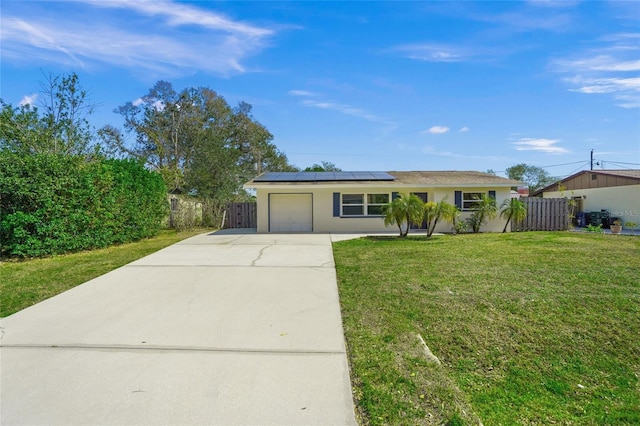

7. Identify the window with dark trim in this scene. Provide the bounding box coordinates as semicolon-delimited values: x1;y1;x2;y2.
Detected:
341;193;389;216
367;194;389;215
462;192;484;211
342;194;364;216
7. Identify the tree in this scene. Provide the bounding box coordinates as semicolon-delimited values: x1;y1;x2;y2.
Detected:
229;101;297;179
467;194;498;233
304;161;341;172
0;102;46;153
102;81;296;225
500;197;527;233
424;199;458;237
103;82;295;192
1;72;95;156
506;163;555;193
383;193;424;237
105;81;205;191
40;72;95;155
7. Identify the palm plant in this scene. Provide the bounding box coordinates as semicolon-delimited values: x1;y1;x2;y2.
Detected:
424;201;438;236
424;199;458;237
383;193;424;237
500;197;527;233
440;201;460;232
468;194;498;233
383;197;407;237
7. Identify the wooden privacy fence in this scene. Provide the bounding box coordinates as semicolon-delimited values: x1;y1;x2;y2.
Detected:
225;202;257;229
513;197;568;232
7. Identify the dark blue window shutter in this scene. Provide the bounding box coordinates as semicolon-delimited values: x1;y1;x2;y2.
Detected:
454;191;462;209
333;192;340;217
392;192;400;200
488;190;496;199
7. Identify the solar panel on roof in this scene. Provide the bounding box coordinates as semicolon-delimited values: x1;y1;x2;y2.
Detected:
253;171;395;182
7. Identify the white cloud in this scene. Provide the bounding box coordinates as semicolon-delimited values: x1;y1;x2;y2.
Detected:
133;97;165;111
84;0;272;37
288;90;315;97
424;126;450;134
0;1;275;77
526;0;580;9
459;126;470;132
513;138;569;153
613;93;640;109
3;18;87;68
301;99;394;126
422;146;508;162
394;43;466;62
470;9;572;32
557;55;640;73
19;93;38;106
551;33;640;108
290;84;395;129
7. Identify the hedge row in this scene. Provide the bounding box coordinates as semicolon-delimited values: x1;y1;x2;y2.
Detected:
0;152;167;257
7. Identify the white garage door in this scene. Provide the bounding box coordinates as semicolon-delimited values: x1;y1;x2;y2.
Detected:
269;193;313;232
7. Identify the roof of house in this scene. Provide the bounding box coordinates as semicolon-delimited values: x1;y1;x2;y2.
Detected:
246;170;523;187
388;171;522;186
252;171;395;182
584;169;640;179
532;169;640;196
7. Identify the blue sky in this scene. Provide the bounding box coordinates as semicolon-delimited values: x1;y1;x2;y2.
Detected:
1;0;639;177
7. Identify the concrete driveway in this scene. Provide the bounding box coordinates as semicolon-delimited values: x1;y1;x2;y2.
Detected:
0;231;357;425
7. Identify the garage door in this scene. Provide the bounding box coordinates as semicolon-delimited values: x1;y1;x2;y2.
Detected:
269;193;313;232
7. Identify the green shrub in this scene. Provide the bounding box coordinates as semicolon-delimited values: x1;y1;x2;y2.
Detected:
0;151;167;257
585;223;603;233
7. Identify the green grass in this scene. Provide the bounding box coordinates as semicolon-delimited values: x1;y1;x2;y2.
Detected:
0;229;213;317
333;232;640;425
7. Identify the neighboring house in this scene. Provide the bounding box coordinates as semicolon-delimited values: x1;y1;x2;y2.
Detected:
244;171;522;233
531;169;640;225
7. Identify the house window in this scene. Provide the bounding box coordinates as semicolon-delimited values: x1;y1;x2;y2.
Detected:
367;193;389;215
170;198;179;211
341;193;389;216
342;194;364;216
462;192;485;211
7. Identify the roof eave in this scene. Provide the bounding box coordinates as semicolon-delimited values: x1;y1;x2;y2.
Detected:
245;181;521;189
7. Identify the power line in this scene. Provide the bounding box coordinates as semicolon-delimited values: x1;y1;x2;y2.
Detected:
603;160;640;166
563;161;590;177
602;161;639;170
540;160;589;168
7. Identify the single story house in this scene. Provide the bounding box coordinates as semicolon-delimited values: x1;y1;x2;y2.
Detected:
244;171;522;233
531;169;640;226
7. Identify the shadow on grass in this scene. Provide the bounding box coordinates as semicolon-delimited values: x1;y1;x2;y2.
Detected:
364;235;449;243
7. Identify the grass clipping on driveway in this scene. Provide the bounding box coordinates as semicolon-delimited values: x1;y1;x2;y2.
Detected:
333;232;640;425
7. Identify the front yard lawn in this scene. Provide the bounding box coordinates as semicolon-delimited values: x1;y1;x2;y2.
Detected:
0;229;213;317
333;232;640;425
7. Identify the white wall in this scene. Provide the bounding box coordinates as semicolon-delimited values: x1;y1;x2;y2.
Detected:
542;185;640;226
255;186;512;233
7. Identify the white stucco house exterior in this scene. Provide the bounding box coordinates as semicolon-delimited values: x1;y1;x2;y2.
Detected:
531;169;640;226
244;171;522;233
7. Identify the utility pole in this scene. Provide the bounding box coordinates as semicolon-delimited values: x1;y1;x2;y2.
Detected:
590;149;594;170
